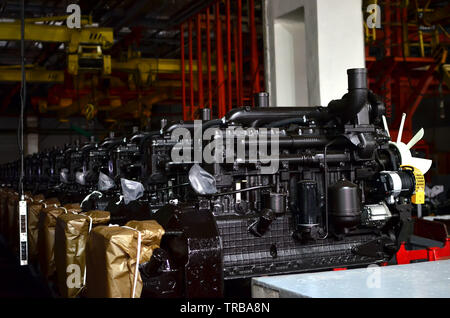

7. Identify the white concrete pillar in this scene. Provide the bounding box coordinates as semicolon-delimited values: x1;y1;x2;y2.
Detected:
263;0;365;107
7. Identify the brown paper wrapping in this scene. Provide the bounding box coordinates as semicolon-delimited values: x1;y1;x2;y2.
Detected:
37;203;82;279
0;191;45;250
28;203;44;262
28;198;61;263
124;220;166;264
63;203;81;210
85;220;165;298
33;194;45;202
55;210;110;298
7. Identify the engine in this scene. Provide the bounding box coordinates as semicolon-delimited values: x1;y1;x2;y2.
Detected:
0;68;429;298
134;68;425;297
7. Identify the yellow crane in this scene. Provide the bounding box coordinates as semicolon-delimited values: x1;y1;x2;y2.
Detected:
0;17;113;75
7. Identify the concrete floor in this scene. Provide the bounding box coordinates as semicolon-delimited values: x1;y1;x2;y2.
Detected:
0;235;51;298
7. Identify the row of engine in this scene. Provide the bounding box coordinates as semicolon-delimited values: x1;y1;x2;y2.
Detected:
0;68;431;297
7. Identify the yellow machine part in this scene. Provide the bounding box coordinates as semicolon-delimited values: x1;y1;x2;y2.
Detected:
401;165;426;204
0;21;113;76
0;68;64;83
0;22;113;50
442;64;450;90
82;104;97;121
103;55;112;75
67;54;78;75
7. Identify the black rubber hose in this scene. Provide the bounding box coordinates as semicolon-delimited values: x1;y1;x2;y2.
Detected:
164;119;223;133
263;117;308;128
202;119;224;130
164;123;195;133
225;107;330;127
246;135;341;148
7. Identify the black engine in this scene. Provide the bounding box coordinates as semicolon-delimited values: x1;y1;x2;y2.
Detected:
0;68;424;298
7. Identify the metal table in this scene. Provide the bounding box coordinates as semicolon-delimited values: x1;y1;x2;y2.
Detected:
252;260;450;298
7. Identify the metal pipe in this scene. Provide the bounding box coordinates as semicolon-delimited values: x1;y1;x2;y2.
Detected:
235;153;350;164
206;7;213;112
168;136;346;151
327;68;369;124
395;4;402;57
211;185;272;197
160;119;168;130
233;23;240;107
254;92;269;108
249;0;260;99
166;150;349;167
237;0;244;106
385;0;391;57
215;2;226;118
164;123;195;134
181;24;187;121
263;117;307;128
226;0;232;111
245;136;346;149
226;106;329;126
196;14;204;110
202;108;211;121
188;19;194;119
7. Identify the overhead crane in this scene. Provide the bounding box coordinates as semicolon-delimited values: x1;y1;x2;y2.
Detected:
0;18;113;76
0;18;218;84
0;16;230;124
0;65;64;83
0;57;213;85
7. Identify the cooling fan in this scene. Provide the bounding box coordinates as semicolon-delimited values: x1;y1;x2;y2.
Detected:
382;113;432;174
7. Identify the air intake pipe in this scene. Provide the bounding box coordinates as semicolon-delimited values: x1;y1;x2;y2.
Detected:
225;107;330;127
224;69;368;127
327;68;368;124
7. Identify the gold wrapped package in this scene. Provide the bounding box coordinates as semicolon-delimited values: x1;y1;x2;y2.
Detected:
32;194;45;202
28;198;60;263
64;203;81;210
37;204;82;279
1;193;44;254
85;220;165;298
55;210;110;298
